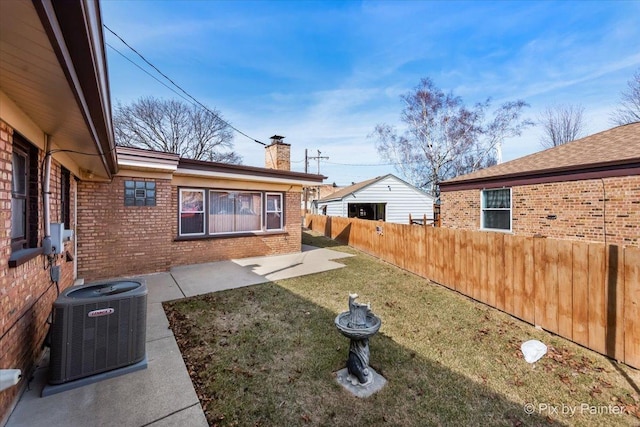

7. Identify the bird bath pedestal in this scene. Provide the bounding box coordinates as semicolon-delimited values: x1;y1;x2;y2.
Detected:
334;294;386;398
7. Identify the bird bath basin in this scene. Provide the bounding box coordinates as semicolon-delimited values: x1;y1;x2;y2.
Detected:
335;311;381;341
334;294;386;397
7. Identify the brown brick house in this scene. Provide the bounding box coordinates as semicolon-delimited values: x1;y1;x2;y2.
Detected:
439;122;640;247
1;0;117;421
77;144;324;281
0;2;323;422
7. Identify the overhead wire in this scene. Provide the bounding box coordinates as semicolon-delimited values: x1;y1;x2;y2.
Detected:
103;24;267;146
103;25;412;174
323;159;423;167
105;42;194;106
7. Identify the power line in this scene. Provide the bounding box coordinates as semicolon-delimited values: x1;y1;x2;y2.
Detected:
323;159;419;167
106;42;194;105
103;24;266;146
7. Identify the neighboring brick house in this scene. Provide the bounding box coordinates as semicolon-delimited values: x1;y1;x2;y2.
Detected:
0;1;117;421
77;143;324;281
439;122;640;246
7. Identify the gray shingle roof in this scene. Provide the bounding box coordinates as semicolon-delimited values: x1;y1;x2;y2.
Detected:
317;175;391;202
441;122;640;185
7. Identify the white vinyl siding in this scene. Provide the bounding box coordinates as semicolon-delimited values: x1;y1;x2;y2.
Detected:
317;175;434;224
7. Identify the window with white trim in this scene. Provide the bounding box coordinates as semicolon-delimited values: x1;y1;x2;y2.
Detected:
178;189;285;237
265;193;283;230
481;188;511;231
179;189;205;235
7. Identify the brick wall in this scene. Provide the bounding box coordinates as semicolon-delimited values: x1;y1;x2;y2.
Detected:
439;188;480;230
440;176;640;246
1;120;76;421
77;177;302;281
76;177;174;280
264;142;291;171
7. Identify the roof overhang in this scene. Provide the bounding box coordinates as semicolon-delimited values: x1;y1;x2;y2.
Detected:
440;160;640;192
176;158;325;186
0;0;116;179
116;147;326;186
116;146;179;173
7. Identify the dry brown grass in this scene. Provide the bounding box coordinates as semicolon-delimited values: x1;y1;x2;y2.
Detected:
163;231;640;426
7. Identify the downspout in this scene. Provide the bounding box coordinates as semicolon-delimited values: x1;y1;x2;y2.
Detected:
73;177;78;280
42;134;52;255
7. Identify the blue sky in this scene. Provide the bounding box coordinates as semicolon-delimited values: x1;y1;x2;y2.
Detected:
102;0;640;185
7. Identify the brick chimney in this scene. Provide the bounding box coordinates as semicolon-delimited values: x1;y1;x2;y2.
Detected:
265;135;291;171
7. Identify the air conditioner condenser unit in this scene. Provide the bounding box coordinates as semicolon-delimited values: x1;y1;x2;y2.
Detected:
42;280;148;396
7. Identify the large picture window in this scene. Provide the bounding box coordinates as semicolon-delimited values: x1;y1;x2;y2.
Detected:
178;188;285;237
481;188;511;231
209;191;262;234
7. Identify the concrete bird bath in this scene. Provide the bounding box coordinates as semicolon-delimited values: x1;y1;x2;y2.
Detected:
334;294;386;397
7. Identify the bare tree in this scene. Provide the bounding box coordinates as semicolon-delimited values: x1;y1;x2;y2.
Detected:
538;104;585;149
372;78;532;193
611;68;640;126
114;97;242;163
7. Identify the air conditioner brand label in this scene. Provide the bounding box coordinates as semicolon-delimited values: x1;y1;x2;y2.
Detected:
88;308;115;317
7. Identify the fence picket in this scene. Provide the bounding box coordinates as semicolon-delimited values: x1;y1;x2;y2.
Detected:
511;236;525;320
491;233;504;310
453;229;462;292
479;233;489;304
471;232;482;301
572;242;590;347
557;239;574;340
533;238;546;326
503;235;514;314
624;246;639;366
521;237;536;324
588;243;606;354
544;239;560;334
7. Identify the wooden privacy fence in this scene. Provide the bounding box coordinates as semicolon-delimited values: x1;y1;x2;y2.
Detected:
305;214;640;369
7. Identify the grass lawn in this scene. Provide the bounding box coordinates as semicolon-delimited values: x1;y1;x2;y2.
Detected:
163;231;640;426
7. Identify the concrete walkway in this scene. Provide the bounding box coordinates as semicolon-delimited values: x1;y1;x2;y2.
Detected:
5;245;352;427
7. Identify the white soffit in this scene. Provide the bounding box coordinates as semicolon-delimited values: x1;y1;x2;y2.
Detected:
175;167;321;186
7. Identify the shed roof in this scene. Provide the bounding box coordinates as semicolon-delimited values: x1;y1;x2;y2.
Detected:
440;122;640;191
318;174;432;202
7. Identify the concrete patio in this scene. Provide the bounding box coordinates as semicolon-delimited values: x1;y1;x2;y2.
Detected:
4;245;352;427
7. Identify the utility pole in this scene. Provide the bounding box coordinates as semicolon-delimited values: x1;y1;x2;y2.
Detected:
306;149;328;215
308;149;328;174
304;149;308;215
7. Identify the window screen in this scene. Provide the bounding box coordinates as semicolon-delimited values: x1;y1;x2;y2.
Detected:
481;188;511;231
